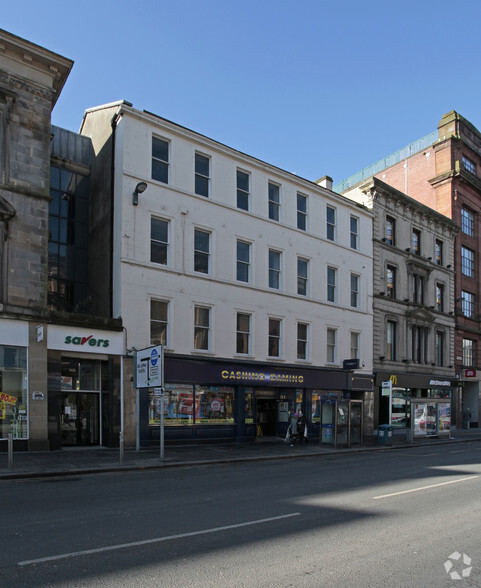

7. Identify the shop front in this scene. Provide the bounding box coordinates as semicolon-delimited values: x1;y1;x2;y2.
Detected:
140;355;374;445
375;371;459;437
47;325;123;449
0;319;29;450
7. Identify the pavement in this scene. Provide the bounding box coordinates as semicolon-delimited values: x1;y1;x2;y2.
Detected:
1;429;481;480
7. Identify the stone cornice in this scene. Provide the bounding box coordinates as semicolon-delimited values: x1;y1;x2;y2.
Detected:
0;69;55;103
0;28;73;106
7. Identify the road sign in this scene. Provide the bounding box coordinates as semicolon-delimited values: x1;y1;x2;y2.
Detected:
381;380;392;396
134;345;163;388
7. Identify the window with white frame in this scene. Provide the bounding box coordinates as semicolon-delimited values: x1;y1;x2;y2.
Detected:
461;246;475;277
435;240;443;265
194;306;210;351
463;338;475;367
461;208;474;237
462;291;474;318
236;240;250;282
268;182;280;221
269;249;281;289
150;300;168;345
297;322;308;360
412;228;421;255
350;216;359;249
412;273;424;304
326;328;337;363
386;265;396;298
195;153;210;197
350;273;359;308
387;320;397;361
268;318;281;357
462;156;476;176
236;313;250;354
194;229;210;274
297;193;307;231
436;283;444;312
386;216;395;246
297;257;308;296
151;217;169;265
350;332;360;359
435;331;445;367
152;136;169;183
237;170;250;211
327;266;336;302
412;325;429;364
326;205;336;241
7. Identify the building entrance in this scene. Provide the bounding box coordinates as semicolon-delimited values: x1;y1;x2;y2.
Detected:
256;398;276;436
61;392;100;446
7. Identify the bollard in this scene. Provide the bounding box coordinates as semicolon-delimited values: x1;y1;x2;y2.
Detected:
119;430;124;464
8;432;13;471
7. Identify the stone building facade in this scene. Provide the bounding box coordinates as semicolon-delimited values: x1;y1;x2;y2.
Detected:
0;29;72;450
344;178;459;432
336;111;481;428
0;30;123;452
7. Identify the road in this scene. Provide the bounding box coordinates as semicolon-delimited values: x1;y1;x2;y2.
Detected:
1;442;480;587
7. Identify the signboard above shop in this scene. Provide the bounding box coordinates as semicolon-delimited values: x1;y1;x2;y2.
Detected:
47;325;124;355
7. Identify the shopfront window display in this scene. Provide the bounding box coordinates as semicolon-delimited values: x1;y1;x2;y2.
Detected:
0;346;28;439
149;384;235;426
311;391;321;424
245;390;254;424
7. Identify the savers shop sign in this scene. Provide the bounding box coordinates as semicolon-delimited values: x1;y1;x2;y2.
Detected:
47;325;123;355
65;335;110;349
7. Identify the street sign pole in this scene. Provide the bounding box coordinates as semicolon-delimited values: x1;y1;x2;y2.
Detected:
160;391;164;459
136;388;140;452
134;345;164;457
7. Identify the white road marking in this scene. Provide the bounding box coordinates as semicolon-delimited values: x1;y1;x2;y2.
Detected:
373;475;478;500
18;512;301;566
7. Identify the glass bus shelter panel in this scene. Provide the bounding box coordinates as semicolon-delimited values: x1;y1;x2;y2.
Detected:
321;401;335;426
320;401;335;445
350;401;363;445
426;402;437;435
336;401;349;446
413;403;427;437
438;402;451;435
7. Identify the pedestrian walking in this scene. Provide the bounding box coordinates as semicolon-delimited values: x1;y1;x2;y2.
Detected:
288;411;298;446
296;411;307;445
463;407;472;429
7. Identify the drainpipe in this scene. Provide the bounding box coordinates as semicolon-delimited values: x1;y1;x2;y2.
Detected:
109;113;119;318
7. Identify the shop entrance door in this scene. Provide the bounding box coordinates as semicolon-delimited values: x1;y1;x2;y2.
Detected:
256;398;276;436
61;393;100;446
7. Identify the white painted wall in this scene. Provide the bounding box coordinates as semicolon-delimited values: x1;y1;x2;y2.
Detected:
89;105;374;372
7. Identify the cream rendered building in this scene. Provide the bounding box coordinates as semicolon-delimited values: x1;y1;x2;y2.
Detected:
81;101;375;444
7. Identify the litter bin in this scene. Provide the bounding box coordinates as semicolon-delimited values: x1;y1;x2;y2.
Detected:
377;424;393;446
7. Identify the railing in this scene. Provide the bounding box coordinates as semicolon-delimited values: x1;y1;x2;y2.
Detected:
333;131;439;193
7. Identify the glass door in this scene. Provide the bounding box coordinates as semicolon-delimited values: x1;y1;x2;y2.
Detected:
350;401;362;445
336;401;349;446
61;392;100;446
426;402;437;436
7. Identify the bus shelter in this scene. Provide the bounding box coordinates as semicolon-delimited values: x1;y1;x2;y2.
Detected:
319;398;363;448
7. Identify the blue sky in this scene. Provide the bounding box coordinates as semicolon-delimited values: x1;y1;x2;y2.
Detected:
3;0;481;184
